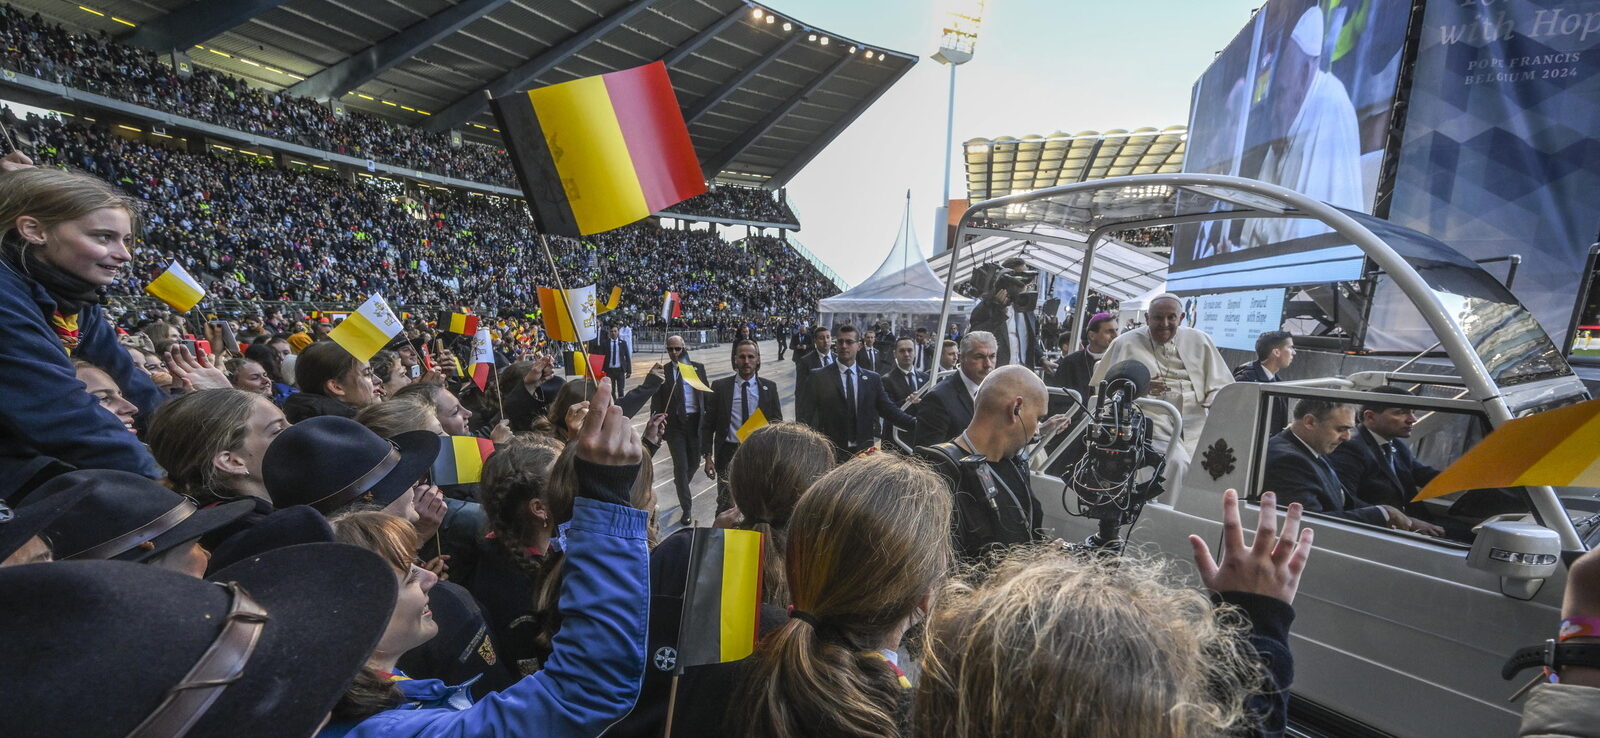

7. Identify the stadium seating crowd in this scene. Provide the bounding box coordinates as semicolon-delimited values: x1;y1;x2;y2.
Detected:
666;185;797;225
19;112;836;324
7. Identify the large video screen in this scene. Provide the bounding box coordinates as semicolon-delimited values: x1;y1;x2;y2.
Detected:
1171;0;1416;291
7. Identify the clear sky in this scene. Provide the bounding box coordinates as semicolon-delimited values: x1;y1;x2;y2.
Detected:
774;0;1263;286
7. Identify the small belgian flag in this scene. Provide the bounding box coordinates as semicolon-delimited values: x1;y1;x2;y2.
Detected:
676;528;763;669
431;436;495;486
489;61;707;237
437;311;479;336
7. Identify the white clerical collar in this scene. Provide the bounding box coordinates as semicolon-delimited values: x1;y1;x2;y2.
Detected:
959;369;981;398
1088;349;1105;360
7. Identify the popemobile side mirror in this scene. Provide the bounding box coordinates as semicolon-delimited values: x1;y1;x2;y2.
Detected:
1467;520;1562;600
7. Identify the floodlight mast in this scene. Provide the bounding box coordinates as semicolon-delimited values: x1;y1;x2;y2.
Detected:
931;1;984;256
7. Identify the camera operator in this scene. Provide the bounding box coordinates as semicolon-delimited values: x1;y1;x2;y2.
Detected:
918;366;1067;561
969;259;1044;368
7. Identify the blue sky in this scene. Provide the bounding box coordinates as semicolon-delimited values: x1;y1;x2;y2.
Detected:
773;0;1263;286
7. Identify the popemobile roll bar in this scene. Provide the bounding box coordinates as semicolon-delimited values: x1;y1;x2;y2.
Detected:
932;172;1586;550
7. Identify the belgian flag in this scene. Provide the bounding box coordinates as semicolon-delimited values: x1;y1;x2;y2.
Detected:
488;61;707;237
431;436;495;486
676;528;763;669
437;311;479;336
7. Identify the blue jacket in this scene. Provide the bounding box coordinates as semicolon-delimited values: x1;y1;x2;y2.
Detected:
324;492;650;738
0;261;162;477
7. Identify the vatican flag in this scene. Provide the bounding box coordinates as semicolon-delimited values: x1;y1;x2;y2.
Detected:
144;262;205;313
329;294;402;363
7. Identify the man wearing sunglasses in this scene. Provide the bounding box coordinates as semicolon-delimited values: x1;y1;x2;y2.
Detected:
650;335;710;527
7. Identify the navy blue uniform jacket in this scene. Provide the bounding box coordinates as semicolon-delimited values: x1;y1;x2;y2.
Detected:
1262;429;1387;526
0;262;162;477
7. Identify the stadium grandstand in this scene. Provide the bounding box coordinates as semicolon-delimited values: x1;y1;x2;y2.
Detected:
0;0;917;329
933;126;1187;316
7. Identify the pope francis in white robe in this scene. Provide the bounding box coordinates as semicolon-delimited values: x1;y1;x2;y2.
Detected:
1090;295;1233;490
1244;5;1365;247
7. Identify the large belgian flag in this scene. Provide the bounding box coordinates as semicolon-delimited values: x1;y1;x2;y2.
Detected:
490;61;706;237
676;527;763;670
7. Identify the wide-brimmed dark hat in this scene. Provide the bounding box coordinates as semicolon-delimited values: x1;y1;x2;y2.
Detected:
262;416;438;514
0;488;88;562
29;470;253;563
0;543;396;737
205;505;334;576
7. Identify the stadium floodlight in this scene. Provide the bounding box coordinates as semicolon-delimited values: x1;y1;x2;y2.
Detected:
765;15;775;24
809;33;818;41
931;0;985;66
751;7;763;19
849;45;857;53
782;22;792;31
820;36;829;45
932;0;987;254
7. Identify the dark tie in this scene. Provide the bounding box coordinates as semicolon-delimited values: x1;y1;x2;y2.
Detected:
611;340;619;367
1381;443;1397;474
1316;455;1344;506
739;380;751;439
844;368;857;445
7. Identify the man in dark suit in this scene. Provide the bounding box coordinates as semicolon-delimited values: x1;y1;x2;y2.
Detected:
912;331;998;447
1049;311;1118;413
1264;397;1443;535
651;335;711;527
702;339;782;514
1234;330;1294;430
860;329;887;375
588;323;632;400
798;324;915;460
1327;386;1442;514
913;327;936;374
792;325;833;413
882;337;929;407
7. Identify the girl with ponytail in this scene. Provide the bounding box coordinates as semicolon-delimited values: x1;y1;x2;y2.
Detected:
726;422;835;608
676;452;954;738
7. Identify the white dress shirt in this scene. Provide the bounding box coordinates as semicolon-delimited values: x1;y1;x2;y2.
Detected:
727;376;760;443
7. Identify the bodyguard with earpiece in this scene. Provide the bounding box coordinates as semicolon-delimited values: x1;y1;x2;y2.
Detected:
918;366;1064;562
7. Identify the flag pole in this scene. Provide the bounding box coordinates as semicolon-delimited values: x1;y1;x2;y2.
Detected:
661;675;681;738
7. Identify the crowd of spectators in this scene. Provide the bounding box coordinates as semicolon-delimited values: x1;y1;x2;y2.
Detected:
1116;226;1173;251
19;113;836;325
663;185;797;225
0;5;519;186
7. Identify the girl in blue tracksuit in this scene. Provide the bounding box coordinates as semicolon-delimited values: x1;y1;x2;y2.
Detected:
0;167;164;480
321;450;650;738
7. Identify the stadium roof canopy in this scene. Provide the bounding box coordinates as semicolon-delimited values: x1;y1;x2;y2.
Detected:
964;126;1187;203
29;0;916;188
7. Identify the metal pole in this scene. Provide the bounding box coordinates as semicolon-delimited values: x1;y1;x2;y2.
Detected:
933;62;959;255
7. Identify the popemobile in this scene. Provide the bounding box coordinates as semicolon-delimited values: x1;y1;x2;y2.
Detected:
915;173;1595;738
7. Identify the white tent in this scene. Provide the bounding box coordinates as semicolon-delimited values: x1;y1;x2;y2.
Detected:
818;195;975;325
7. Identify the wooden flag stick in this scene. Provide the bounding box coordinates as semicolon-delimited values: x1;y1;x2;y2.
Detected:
661;674;681;738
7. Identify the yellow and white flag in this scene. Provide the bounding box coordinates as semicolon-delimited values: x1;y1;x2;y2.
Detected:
144;261;205;313
536;284;599;343
329;294;402;362
677;362;712;392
